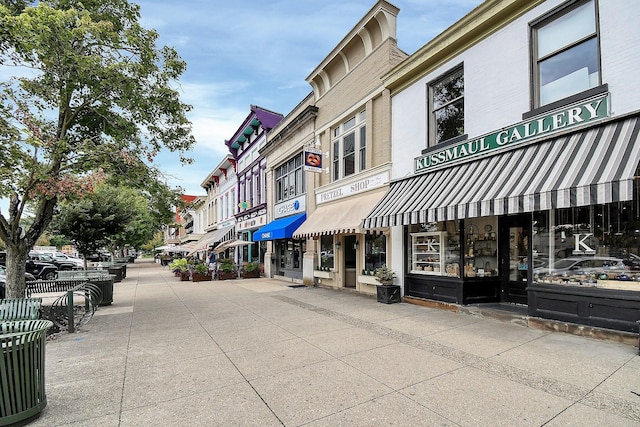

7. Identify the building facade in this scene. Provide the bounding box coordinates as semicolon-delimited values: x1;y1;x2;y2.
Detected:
226;105;283;265
364;0;640;332
290;0;408;293
254;94;317;280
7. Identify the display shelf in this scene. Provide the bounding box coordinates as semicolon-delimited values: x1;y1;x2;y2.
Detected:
465;231;498;277
411;231;445;275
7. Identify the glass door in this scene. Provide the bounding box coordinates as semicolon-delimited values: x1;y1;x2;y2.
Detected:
499;214;531;304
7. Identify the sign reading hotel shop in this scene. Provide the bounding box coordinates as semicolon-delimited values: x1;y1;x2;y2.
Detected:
316;171;389;204
414;93;609;174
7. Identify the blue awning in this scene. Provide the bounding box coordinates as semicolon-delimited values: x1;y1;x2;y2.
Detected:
253;213;306;241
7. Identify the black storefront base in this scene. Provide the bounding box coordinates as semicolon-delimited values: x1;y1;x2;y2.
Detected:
528;283;640;333
405;274;501;305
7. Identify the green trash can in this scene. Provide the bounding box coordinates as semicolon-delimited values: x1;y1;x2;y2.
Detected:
0;319;53;426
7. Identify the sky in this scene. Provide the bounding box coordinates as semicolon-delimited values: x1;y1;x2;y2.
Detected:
136;0;484;197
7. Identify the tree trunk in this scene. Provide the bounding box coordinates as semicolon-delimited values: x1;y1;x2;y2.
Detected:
5;243;28;298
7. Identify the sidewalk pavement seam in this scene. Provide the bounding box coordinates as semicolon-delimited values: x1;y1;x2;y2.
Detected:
271;293;640;423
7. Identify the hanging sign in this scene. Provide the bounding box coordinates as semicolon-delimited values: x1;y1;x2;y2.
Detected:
304;147;323;173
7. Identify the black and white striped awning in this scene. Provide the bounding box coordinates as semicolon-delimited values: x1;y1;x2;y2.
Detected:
363;113;640;228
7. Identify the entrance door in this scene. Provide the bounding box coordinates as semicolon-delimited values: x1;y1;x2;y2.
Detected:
344;235;357;288
499;214;530;304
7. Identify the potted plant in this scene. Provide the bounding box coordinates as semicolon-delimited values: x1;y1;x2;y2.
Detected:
242;261;260;278
217;258;237;280
374;265;400;304
191;263;212;282
169;258;190;281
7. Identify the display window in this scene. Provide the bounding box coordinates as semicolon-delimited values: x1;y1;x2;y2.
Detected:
408;221;460;278
463;217;498;277
320;235;334;269
364;234;386;272
533;201;640;290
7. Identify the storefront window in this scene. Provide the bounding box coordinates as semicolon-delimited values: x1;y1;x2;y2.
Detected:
408;221;461;278
364;234;386;272
320;235;334;269
533;202;640;290
463;218;498;277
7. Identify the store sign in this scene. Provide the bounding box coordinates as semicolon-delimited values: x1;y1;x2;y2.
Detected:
236;214;267;232
316;171;389;204
304;147;323;173
274;196;306;219
572;233;596;255
414;93;609;174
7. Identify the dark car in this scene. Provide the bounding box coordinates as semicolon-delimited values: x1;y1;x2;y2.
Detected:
0;265;37;299
29;252;80;271
86;252;111;262
25;260;58;280
0;252;58;281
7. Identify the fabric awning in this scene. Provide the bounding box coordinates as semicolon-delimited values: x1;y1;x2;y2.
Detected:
253;213;306;241
188;225;234;255
214;239;254;253
293;188;387;238
364;114;640;228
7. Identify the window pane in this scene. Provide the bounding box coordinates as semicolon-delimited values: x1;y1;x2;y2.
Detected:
343;133;355;155
344;153;355;176
343;133;355;177
538;1;595;58
359;126;366;172
344;117;356;131
432;71;463;109
539;37;598;105
435;98;464;143
320;236;334;269
365;234;387;271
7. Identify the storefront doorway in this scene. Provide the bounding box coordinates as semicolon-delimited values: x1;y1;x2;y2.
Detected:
499;214;531;304
344;235;357;288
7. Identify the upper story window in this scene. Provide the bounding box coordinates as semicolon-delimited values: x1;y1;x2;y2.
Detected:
533;0;599;107
429;66;464;145
275;153;305;203
332;110;366;181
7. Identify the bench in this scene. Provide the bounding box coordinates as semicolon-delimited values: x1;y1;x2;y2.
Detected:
0;298;42;321
26;280;103;332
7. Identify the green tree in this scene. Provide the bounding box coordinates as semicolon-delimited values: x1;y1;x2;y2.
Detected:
52;184;134;265
0;0;194;297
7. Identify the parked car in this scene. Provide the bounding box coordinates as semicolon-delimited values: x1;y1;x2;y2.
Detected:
534;256;627;276
0;251;58;280
29;251;81;270
26;260;58;280
43;251;84;268
86;252;111;262
0;265;36;299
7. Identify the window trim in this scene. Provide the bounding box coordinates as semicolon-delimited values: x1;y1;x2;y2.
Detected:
427;64;464;147
274;152;305;203
331;109;367;181
530;0;601;109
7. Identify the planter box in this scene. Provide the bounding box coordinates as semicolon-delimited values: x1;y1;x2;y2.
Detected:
376;285;401;304
313;270;333;279
191;272;212;282
358;275;379;286
242;270;260;278
179;272;190;281
217;271;237;280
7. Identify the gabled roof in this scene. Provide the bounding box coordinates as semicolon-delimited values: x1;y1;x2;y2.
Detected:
225;105;284;156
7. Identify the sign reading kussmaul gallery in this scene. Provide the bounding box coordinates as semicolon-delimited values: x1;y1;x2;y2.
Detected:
414;93;609;174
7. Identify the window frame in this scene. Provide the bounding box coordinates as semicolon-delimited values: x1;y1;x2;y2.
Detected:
274;153;305;203
428;65;464;146
530;0;600;108
331;109;367;181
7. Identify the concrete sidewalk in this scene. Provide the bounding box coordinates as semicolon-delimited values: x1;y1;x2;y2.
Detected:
32;258;640;426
